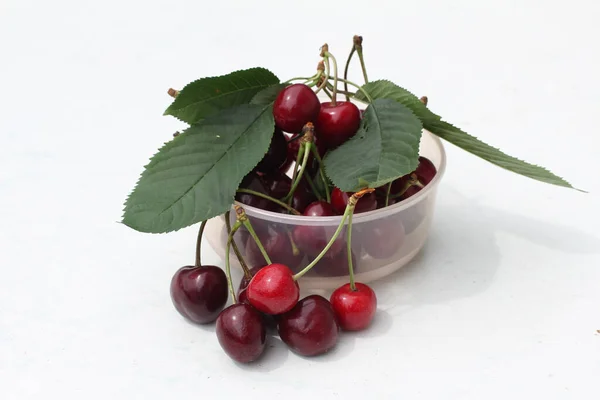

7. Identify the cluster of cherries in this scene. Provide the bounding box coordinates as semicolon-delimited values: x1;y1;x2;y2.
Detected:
169;81;438;363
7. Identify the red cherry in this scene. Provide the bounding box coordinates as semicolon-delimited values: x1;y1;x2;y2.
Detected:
293;201;345;258
170;265;228;324
389;156;437;200
273;84;320;133
216;303;266;363
244;226;303;272
330;283;377;331
316;101;361;149
278;295;339;356
246;263;299;315
357;219;406;259
330;188;377;215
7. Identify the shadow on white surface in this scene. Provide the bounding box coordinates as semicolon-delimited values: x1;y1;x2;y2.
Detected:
235;334;289;372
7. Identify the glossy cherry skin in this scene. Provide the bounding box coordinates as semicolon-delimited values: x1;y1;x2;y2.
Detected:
245;226;303;272
316;101;361;149
273;84;320;133
261;170;292;199
293;201;345;258
255;128;288;174
287;133;327;176
246;263;299;315
170;265;229;324
330;188;378;215
330;283;377;331
357;219;406;259
278;295;339;356
312;249;359;277
216;303;266;363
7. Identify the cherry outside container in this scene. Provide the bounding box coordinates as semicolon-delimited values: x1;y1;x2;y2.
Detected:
205;128;446;290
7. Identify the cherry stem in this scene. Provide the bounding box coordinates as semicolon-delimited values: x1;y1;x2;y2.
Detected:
286;230;301;257
235;209;273;265
286;141;312;206
225;211;251;279
322;86;334;100
194;220;207;267
384;182;392;207
354;35;369;84
167;88;179;98
293;188;375;281
310;144;331;203
303;172;324;202
326;76;372;103
236;189;300;215
225;220;242;304
284;73;319;84
323;51;339;106
290;144;304;190
315;57;331;95
343;46;356;101
346;210;356;291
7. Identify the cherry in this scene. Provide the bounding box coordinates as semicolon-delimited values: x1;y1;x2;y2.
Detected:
389;156;437;199
245;225;303;272
216;303;266;363
316;101;361;149
357;219;406;259
312;249;359;277
170;265;228;324
330;283;377;331
255;127;288;175
331;188;377;215
235;173;272;211
246;263;299;315
293;201;345;258
237;267;279;330
273;84;320;133
286;133;327;176
278;295;339;357
376;195;397;209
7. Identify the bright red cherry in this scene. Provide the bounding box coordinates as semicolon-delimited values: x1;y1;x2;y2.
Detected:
316;101;361;149
246;263;299;315
273;84;320;133
331;188;377;215
216;303;266;363
170;265;228;324
330;282;377;331
278;295;339;356
293;201;345;258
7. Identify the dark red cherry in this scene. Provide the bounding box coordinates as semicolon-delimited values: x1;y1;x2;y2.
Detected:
170;265;228;324
273;84;320;133
286;133;327;177
216;303;266;363
330;283;377;331
312;249;359;277
330;188;377;215
255;128;288;174
247;263;299;315
260;171;292;199
389;156;437;200
293;201;345;258
278;295;339;356
357;219;406;259
235;173;271;210
316;101;361;149
245;226;303;272
376;195;397;209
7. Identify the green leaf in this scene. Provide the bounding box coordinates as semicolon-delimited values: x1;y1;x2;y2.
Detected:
164;67;279;124
323;98;423;191
123;104;275;233
356;80;578;190
250;83;287;105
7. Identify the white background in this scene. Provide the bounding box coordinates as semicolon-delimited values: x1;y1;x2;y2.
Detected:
2;0;600;399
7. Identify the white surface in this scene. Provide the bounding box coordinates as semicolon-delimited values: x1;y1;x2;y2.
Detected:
1;0;600;399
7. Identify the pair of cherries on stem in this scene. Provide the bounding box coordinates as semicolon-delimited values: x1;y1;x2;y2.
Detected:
273;83;362;151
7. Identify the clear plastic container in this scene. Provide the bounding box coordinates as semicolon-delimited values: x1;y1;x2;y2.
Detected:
205;129;446;290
